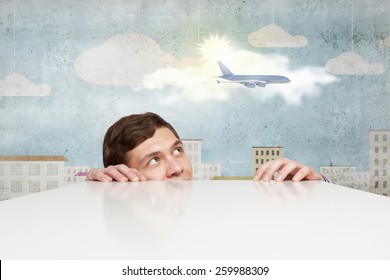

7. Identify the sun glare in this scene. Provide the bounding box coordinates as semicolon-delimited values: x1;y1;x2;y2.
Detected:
199;35;233;62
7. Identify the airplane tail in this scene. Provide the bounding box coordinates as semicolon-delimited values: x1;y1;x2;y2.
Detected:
217;61;234;76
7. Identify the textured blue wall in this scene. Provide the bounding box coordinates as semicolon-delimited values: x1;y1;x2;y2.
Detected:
0;0;389;176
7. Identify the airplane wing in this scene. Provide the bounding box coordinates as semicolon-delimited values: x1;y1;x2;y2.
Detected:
217;80;268;88
240;80;267;88
240;82;256;88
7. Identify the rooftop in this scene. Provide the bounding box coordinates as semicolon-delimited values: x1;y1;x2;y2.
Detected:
0;156;68;161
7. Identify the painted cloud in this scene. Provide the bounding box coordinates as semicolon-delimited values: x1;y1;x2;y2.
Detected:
379;36;390;48
141;58;231;102
142;49;336;106
75;33;178;85
0;73;50;96
74;32;335;105
248;24;307;48
326;52;384;75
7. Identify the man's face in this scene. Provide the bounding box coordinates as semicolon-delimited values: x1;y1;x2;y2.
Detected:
125;127;193;180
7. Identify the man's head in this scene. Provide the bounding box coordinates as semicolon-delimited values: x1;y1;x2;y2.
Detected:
103;112;192;180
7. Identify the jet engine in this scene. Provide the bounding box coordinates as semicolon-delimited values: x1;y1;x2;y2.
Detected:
244;82;256;88
256;81;267;87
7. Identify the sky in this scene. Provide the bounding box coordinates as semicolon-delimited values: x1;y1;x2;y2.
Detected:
0;0;389;176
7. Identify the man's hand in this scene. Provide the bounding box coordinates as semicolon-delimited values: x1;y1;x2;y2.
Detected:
86;164;147;182
253;158;324;182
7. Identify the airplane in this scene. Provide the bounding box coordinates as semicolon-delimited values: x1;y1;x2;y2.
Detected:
216;61;290;88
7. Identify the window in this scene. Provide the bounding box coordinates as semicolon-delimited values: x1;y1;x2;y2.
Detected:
272;150;274;156
384;159;388;165
374;134;379;141
29;181;40;193
11;181;22;193
256;151;258;156
261;151;264;156
277;151;280;156
47;164;58;175
383;169;387;176
375;181;379;188
29;164;40;175
375;159;379;165
384;147;388;153
384;135;388;141
256;159;258;164
375;170;379;176
261;159;264;164
47;181;58;190
375;146;379;153
266;151;269;156
11;164;22;176
384;181;387;188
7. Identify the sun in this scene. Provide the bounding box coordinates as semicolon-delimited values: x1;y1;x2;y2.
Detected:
199;35;233;62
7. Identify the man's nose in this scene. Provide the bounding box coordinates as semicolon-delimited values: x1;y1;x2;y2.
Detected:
166;157;184;178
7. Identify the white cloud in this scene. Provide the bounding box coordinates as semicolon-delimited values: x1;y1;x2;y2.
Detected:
248;24;307;48
75;33;178;85
142;50;336;106
0;73;50;96
326;52;384;75
74;32;334;105
141;59;230;103
379;36;390;48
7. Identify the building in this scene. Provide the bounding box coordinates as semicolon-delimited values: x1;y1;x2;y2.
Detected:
0;156;67;200
182;139;221;180
64;166;90;185
252;146;283;175
369;130;390;196
353;171;370;192
198;163;221;180
320;165;356;188
182;139;202;167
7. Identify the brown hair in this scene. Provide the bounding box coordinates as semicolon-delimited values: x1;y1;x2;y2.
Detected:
103;112;180;167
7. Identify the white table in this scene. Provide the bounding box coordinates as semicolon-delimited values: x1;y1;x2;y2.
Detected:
0;180;389;259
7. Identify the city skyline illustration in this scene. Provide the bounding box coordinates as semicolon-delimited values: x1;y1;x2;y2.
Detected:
0;0;389;181
2;128;390;201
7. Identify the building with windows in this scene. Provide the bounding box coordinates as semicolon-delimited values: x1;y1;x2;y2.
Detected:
0;156;67;200
182;139;221;180
369;130;390;196
320;165;370;192
320;165;355;188
64;166;90;185
353;171;370;192
252;146;283;175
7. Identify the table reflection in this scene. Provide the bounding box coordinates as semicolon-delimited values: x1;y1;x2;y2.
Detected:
253;180;316;202
98;181;192;242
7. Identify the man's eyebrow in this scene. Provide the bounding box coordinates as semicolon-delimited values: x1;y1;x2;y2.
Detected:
172;140;183;148
139;151;159;165
139;140;184;164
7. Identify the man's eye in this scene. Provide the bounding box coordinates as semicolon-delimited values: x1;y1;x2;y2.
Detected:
149;157;159;166
173;147;182;155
